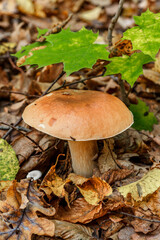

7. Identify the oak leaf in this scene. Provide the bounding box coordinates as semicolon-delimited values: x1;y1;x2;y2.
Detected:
0;179;55;239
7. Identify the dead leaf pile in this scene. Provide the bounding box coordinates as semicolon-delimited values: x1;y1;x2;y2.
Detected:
0;179;55;239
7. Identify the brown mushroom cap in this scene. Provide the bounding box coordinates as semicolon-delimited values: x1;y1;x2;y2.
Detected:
22;89;133;140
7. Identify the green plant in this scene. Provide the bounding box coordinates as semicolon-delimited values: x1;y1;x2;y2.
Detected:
14;9;159;131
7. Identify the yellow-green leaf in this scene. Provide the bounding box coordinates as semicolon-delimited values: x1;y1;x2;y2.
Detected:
0;139;19;181
118;168;160;201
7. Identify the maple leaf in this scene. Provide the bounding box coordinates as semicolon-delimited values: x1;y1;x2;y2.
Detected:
123;9;160;59
0;139;19;180
105;52;153;87
0;179;55;239
129;99;158;131
14;27;109;75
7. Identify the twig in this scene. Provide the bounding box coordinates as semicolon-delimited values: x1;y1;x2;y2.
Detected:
38;14;73;42
0;122;44;152
3;179;33;239
2;117;22;140
119;211;160;223
2;71;65;140
51;67;106;92
107;0;125;47
107;140;122;169
118;75;130;106
8;53;25;89
0;126;31;132
0;89;39;98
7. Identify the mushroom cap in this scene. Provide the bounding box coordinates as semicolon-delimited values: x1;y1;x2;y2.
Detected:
22;89;133;141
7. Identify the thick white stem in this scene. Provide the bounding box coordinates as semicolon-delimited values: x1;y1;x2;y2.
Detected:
68;140;98;178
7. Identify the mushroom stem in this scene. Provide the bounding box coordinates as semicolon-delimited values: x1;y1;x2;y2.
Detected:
68;140;98;177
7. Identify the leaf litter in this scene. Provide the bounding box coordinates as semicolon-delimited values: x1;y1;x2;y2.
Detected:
0;0;160;239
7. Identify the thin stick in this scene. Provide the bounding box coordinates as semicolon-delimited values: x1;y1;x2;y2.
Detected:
51;68;106;92
2;71;65;140
1;122;44;152
107;0;125;47
0;89;39;98
38;14;73;42
119;211;160;223
0;126;30;132
107;140;122;169
118;75;130;106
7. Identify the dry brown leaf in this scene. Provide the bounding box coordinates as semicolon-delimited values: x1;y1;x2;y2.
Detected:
69;173;112;205
55;194;124;224
131;232;160;240
101;168;133;185
118;226;135;240
0;179;55;239
143;69;160;85
98;140;118;174
89;0;111;7
12;130;44;164
53;220;95;240
36;63;63;83
79;7;102;22
40;164;70;199
131;208;160;235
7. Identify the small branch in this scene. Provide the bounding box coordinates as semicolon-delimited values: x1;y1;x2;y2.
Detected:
107;0;125;47
0;89;39;98
5;179;33;239
0;126;30;132
2;117;22;140
38;14;73;42
42;71;65;95
2;71;65;140
107;140;122;169
51;67;106;92
118;75;130;106
8;53;25;89
1;122;44;152
119;211;160;223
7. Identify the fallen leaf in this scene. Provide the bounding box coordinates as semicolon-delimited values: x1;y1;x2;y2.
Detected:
12;130;44;164
118;226;135;240
68;173;112;205
143;69;160;85
41;165;70;199
53;220;95;240
98;140;118;174
0;179;55;239
55;194;124;224
0;139;19;180
89;0;111;7
118;168;160;201
101;168;133;185
79;7;102;22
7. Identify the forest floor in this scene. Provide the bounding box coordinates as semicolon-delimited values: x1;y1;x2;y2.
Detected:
0;0;160;239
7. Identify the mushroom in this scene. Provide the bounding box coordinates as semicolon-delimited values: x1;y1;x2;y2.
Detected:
22;89;133;177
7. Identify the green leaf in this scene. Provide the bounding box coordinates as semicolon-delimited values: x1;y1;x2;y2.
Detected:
105;52;152;87
14;27;109;75
37;27;48;38
129;99;158;131
123;9;160;59
0;139;20;181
